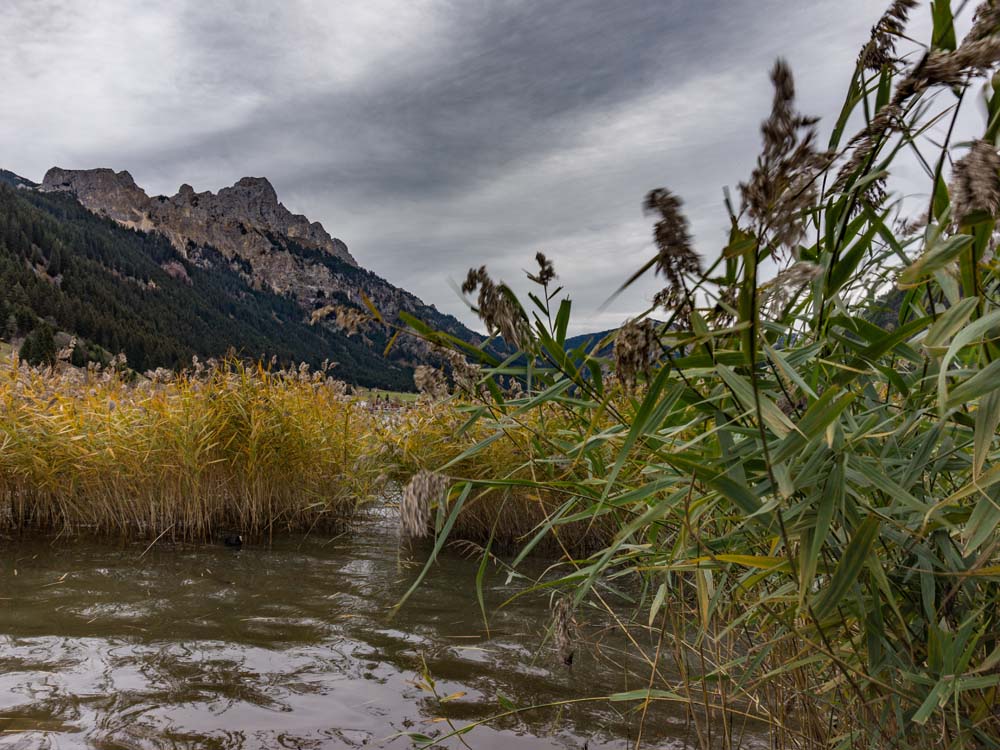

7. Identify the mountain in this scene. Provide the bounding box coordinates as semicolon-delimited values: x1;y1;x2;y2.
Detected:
0;168;479;388
0;169;37;189
40;168;357;270
37;168;472;344
564;328;616;352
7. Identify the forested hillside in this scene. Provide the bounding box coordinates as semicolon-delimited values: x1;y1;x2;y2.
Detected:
0;184;415;388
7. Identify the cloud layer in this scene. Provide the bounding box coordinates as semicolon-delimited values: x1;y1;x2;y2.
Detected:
2;1;890;332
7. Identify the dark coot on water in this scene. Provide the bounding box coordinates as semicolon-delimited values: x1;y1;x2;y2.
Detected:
223;534;243;548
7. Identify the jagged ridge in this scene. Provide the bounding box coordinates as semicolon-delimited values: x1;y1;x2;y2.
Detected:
36;167;478;361
40;167;357;269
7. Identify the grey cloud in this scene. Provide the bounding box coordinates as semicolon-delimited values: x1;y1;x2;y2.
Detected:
2;0;889;332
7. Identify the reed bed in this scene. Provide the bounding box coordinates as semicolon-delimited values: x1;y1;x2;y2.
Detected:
0;357;385;539
391;3;1000;747
379;398;618;552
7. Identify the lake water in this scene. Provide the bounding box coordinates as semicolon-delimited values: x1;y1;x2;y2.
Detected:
0;519;746;749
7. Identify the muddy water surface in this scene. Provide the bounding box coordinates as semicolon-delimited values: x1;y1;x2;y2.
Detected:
0;521;729;749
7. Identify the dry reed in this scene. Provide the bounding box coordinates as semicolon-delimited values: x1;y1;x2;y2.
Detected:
0;356;385;539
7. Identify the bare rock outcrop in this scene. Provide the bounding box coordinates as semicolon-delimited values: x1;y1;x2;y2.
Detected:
40;168;357;271
41;168;151;226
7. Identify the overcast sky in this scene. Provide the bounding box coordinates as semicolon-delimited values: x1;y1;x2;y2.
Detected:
1;1;926;333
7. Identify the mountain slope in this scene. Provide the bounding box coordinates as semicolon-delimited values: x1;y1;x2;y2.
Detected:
0;170;38;189
1;166;484;387
36;168;475;353
564;328;616;352
0;183;418;388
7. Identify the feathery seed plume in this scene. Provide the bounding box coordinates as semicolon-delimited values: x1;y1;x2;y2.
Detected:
310;304;367;336
527;252;556;286
436;347;483;397
643;189;701;291
462;266;530;349
56;336;77;363
614;318;660;391
950;139;1000;223
968;1;1000;43
414;365;449;399
710;285;739;328
858;0;919;71
652;286;693;332
760;262;822;317
504;375;524;399
400;470;449;539
740;60;828;258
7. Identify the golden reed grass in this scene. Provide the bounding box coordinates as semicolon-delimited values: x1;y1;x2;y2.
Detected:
0;352;606;549
0;356;386;539
378;397;618;552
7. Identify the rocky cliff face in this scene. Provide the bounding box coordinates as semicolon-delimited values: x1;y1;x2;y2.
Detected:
37;167;475;357
41;168;356;269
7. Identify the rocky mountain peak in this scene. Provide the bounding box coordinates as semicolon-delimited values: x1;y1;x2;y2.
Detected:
38;167;357;270
219;177;279;216
216;177;293;229
232;175;277;194
42;167;151;224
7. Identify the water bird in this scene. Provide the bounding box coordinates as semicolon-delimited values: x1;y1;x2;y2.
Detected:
223;533;243;548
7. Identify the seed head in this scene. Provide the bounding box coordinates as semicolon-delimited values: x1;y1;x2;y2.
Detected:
652;286;693;332
326;378;348;397
967;1;1000;44
614;318;660;391
950;139;1000;223
336;307;367;336
144;367;175;384
414;365;449;399
897;211;929;238
740;60;828;258
462;267;530;349
435;346;483;398
834;103;904;190
643;189;701;290
915;11;1000;89
527;252;556;286
400;470;449;539
311;304;367;336
858;0;919;71
921;42;998;86
709;285;739;329
760;262;822;317
56;337;77;363
504;375;524;399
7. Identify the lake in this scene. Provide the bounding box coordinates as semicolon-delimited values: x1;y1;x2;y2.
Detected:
0;518;752;749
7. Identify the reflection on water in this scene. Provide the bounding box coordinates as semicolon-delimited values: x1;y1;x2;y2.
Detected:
0;520;722;749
